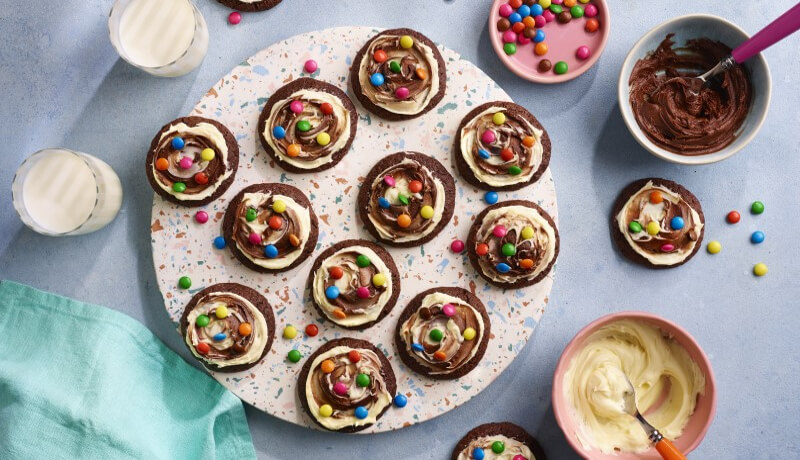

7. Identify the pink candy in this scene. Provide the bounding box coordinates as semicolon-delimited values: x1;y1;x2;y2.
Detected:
576;45;591;60
450;239;465;253
333;382;348;396
481;130;496;144
534;14;546;28
194;211;209;224
304;59;318;73
585;4;598;17
178;156;193;169
499;3;513;17
395;87;410;100
518;34;531;45
383;175;396;187
290;100;304;113
248;232;262;245
502;30;517;44
661;244;675;252
442;303;456;317
228;12;241;25
551;0;562;3
493;225;507;238
543;10;555;23
356;287;370;299
513;456;527;460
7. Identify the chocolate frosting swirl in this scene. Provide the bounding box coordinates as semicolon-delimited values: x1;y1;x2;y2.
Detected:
154;123;226;195
317;251;387;317
232;193;304;263
629;34;752;156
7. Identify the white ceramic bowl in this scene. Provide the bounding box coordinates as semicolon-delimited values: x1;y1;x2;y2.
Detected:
618;14;772;165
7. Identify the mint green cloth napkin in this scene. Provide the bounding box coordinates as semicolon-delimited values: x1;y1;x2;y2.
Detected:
0;280;256;460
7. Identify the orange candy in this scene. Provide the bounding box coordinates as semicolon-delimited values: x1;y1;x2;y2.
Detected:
535;42;548;56
522;136;535;148
564;0;576;7
415;68;428;80
373;49;388;63
476;243;489;256
332;309;347;319
348;350;361;363
509;0;522;7
519;259;534;270
268;215;283;229
522;16;536;28
433;351;447;361
329;266;344;279
500;148;514;161
288;234;301;247
585;18;600;33
397;214;412;228
155;158;169;171
408;180;423;193
238;322;252;336
649;191;663;204
320;359;335;373
512;22;525;34
287;143;301;157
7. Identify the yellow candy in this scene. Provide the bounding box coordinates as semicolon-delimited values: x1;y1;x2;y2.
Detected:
646;221;660;236
521;226;534;240
492;112;506;125
316;132;331;146
463;327;476;341
753;263;768;277
707;241;722;254
420;205;434;219
399;35;414;49
272;200;286;213
579;0;590;3
283;325;297;339
200;148;215;161
372;273;387;287
215;305;229;319
319;404;333;417
539;0;551;7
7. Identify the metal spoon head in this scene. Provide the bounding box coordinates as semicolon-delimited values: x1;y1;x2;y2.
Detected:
620;375;639;417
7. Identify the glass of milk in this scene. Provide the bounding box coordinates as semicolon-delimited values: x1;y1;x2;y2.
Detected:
108;0;209;77
11;149;124;236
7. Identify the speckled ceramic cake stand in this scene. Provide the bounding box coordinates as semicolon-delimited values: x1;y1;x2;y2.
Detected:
150;26;558;433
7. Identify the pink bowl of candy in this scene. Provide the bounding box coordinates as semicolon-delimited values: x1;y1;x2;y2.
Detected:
488;0;610;83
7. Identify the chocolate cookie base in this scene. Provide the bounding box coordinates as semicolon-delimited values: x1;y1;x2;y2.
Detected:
357;151;455;248
349;28;447;121
451;422;547;460
179;283;275;373
145;116;239;207
216;0;281;12
222;183;319;273
257;78;358;173
394;287;490;380
466;200;559;289
610;177;705;269
453;101;552;191
297;338;397;433
306;239;401;330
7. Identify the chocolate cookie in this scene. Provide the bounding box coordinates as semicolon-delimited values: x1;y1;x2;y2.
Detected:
358;151;455;247
395;287;490;380
454;101;551;191
611;178;705;268
307;239;400;330
467;200;559;289
350;28;447;121
145;116;239;207
451;422;547;460
222;183;318;273
216;0;281;12
298;338;397;433
179;283;275;373
257;78;357;173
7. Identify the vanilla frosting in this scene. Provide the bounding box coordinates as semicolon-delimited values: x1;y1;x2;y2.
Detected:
456;435;536;460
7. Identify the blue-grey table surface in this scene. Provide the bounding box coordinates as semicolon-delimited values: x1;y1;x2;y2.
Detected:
1;1;798;459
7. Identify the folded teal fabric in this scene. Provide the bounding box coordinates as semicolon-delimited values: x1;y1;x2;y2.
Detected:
0;280;256;460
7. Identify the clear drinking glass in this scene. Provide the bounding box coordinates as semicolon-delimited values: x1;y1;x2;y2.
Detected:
108;0;209;77
11;149;124;236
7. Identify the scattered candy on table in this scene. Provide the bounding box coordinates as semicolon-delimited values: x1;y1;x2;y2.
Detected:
727;210;741;224
178;276;191;289
451;239;465;253
194;210;208;224
303;59;318;74
228;12;241;25
751;231;765;244
751;200;765;214
393;394;407;408
287;349;302;363
753;263;768;277
707;241;722;254
283;325;297;339
305;324;318;337
485;191;499;204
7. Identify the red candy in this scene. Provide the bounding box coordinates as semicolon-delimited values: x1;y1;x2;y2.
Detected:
408;180;423;193
727;211;741;224
476;243;489;256
500;148;514;161
512;22;525;34
348;350;361;363
320;102;334;115
585;18;599;33
329;266;344;279
196;342;210;355
194;172;209;185
450;239;465;253
509;0;522;7
305;324;319;337
268;215;283;229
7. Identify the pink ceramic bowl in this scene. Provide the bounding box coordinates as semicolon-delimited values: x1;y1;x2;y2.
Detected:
552;311;717;459
488;0;611;83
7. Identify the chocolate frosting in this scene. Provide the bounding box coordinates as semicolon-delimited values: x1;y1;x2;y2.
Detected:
232;193;304;262
629;34;752;156
186;294;260;362
321;251;386;315
360;35;436;111
154;127;225;194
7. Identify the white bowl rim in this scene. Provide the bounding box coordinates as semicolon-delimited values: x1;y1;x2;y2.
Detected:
617;13;773;165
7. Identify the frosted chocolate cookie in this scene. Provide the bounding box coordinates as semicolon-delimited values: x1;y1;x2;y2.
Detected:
222;183;318;273
307;239;400;329
357;151;455;247
467;200;559;289
454;101;551;191
350;28;447;120
217;0;280;12
145;116;239;207
257;78;357;173
611;178;705;268
452;422;547;460
298;338;396;433
180;283;275;373
395;287;490;380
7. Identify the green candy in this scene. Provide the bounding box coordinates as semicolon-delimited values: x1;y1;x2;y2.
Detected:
287;349;302;363
246;208;258;222
398;193;409;205
356;373;371;387
356;254;371;267
196;314;210;327
550;4;563;13
501;243;516;257
429;328;444;342
178;276;191;289
503;43;516;55
629;221;643;233
554;61;569;75
296;120;312;132
491;441;505;454
389;60;401;73
172;182;187;193
751;201;765;214
570;5;584;18
508;165;522;176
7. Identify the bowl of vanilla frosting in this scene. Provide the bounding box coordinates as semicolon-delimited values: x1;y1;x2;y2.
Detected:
552;311;716;459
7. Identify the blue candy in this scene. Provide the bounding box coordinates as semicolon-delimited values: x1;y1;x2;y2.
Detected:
508;12;522;24
533;29;546;43
264;244;278;258
670;216;685;230
370;73;385;86
213;333;227;342
517;4;531;17
171;136;185;150
378;197;391;209
472;447;485;460
354;406;368;419
531;4;543;16
213;236;226;249
496;263;511;273
411;343;424;352
478;148;491;159
751;231;765;244
393;394;408;408
325;286;340;299
484;191;499;205
272;126;286;140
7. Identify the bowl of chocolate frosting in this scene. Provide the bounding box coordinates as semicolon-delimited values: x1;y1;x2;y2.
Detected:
618;14;771;164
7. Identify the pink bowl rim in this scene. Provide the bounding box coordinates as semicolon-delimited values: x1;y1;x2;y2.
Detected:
551;311;717;459
487;0;611;84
